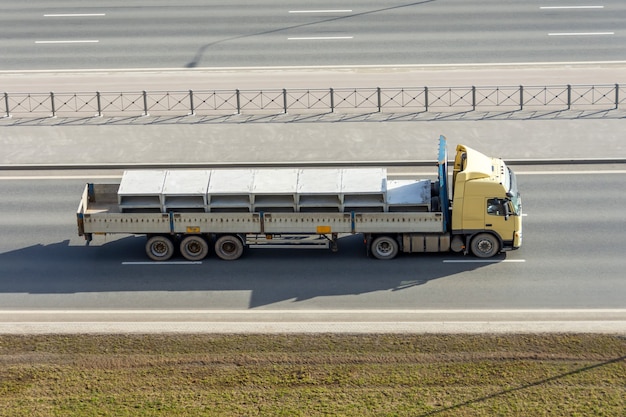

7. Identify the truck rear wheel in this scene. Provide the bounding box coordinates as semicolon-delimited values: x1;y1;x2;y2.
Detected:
214;235;244;261
371;236;399;260
145;235;175;261
180;235;209;261
470;233;499;258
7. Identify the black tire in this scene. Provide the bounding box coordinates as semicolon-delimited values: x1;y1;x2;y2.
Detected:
180;235;209;261
470;233;500;258
145;235;175;261
214;235;244;261
370;236;399;260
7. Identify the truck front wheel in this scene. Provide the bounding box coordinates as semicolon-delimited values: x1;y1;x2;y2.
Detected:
370;236;399;260
145;235;175;261
470;233;500;258
180;235;209;261
214;235;244;261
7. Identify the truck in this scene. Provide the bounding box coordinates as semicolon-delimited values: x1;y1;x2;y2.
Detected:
76;136;522;261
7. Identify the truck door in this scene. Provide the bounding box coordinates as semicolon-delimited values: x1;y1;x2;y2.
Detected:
485;198;511;240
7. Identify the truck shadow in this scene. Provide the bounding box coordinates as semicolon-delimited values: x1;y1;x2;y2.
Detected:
0;235;504;308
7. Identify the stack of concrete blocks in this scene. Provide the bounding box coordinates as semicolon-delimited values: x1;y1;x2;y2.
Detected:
117;168;431;214
206;169;254;213
296;168;343;212
386;179;432;212
252;169;299;212
117;170;167;213
161;170;211;212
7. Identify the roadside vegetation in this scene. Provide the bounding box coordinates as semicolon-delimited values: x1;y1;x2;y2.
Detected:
1;334;624;416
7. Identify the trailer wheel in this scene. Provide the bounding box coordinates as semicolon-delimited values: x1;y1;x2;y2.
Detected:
470;233;499;258
180;235;209;261
370;236;399;260
145;235;175;261
214;235;244;261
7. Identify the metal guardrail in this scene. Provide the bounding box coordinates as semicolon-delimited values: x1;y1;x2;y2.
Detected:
2;84;624;118
3;157;626;172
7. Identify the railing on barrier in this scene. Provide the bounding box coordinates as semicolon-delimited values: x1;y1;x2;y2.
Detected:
2;84;623;118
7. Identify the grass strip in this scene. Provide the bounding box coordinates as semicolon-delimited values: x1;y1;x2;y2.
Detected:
1;334;624;416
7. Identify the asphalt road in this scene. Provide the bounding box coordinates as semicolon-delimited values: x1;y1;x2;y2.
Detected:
1;0;625;334
1;0;625;70
0;169;624;316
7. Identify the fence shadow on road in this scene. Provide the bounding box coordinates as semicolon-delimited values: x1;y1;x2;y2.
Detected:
0;235;500;308
2;108;625;128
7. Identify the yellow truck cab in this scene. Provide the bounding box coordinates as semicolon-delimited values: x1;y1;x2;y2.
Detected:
451;144;523;257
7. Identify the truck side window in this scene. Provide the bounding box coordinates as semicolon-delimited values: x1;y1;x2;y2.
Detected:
487;198;505;216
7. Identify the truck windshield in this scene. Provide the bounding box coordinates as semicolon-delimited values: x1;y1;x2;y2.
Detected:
507;166;521;215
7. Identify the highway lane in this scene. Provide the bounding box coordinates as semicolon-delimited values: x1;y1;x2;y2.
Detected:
0;0;625;70
0;169;625;315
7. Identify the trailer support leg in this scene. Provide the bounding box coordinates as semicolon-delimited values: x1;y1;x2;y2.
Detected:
330;233;339;252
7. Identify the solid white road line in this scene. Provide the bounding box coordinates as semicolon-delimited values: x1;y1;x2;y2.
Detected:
4;60;626;74
1;170;625;181
0;60;626;74
5;308;626;315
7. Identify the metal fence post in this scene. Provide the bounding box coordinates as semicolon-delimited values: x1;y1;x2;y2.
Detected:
236;89;241;114
424;86;429;112
567;84;572;110
50;92;56;117
3;92;9;118
615;84;620;110
377;87;382;112
96;91;102;117
189;89;195;115
142;90;149;116
330;88;334;113
283;89;288;114
471;86;476;111
519;85;524;111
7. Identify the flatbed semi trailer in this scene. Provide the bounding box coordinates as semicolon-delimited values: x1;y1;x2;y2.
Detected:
77;136;522;261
